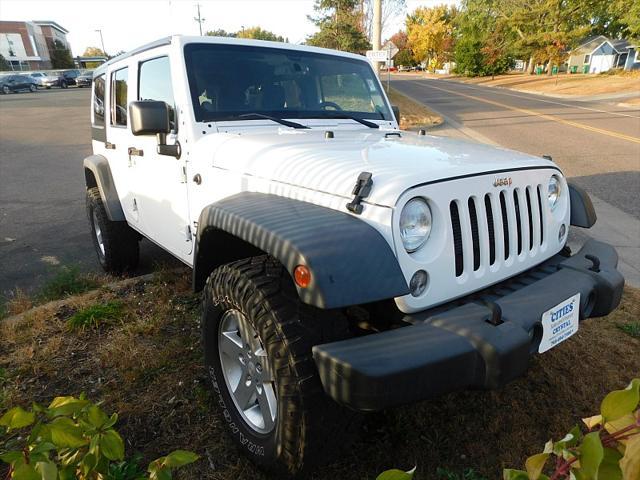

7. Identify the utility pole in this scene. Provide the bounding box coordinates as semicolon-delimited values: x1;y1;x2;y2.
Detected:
372;0;382;73
194;3;205;36
95;29;106;57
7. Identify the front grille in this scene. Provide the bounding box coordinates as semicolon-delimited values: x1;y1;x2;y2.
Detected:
450;184;545;277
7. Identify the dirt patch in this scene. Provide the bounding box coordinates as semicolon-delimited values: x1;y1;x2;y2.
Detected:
448;71;640;97
1;269;638;479
388;88;443;130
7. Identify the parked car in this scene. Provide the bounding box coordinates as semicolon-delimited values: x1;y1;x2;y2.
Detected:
76;70;93;87
27;71;47;87
60;69;80;86
41;71;68;89
398;65;411;72
0;74;38;94
83;35;623;476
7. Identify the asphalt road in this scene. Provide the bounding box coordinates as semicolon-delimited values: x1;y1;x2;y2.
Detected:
0;88;177;298
391;75;640;286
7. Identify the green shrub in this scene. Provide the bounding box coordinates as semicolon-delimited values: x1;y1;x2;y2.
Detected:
0;395;198;479
504;378;640;480
617;322;640;339
39;266;99;302
67;301;124;330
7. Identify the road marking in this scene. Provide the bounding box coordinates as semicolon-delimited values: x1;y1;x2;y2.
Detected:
418;81;640;145
436;79;640;120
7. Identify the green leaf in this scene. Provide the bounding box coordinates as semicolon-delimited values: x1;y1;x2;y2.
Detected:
104;412;118;429
87;405;108;428
35;461;58;480
12;463;41;480
620;435;640;480
82;452;98;475
376;467;416;480
581;431;604;479
31;442;56;455
161;450;199;469
600;379;640;422
47;396;89;418
0;407;35;430
525;453;549;480
49;417;87;448
0;450;23;463
503;469;530;480
599;447;623;480
100;429;125;461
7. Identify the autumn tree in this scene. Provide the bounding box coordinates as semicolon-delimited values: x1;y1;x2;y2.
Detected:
307;0;371;53
82;46;106;57
206;29;236;37
406;5;457;71
237;26;286;42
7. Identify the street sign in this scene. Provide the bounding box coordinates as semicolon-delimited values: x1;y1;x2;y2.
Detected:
366;50;389;62
382;41;399;59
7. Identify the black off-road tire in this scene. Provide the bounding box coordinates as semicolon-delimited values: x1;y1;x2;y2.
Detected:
202;255;358;477
86;187;139;274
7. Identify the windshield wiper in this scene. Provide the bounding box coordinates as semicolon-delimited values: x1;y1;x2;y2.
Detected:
323;114;380;129
238;113;309;129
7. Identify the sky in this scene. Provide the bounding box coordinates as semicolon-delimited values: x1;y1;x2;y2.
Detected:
0;0;458;56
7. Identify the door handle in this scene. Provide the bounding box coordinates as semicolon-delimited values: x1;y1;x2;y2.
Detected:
105;141;116;149
193;174;202;185
128;147;144;156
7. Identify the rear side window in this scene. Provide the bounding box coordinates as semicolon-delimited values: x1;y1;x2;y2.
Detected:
92;74;105;127
111;67;128;126
138;56;175;127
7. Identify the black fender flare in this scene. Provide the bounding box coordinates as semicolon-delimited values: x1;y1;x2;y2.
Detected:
83;154;125;221
193;193;409;309
568;182;597;228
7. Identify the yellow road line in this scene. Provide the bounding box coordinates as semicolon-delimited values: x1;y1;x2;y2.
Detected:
422;81;640;145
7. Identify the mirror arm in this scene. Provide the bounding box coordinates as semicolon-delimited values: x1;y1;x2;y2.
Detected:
156;133;181;159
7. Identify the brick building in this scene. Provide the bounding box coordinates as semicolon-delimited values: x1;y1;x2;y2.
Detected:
0;20;70;70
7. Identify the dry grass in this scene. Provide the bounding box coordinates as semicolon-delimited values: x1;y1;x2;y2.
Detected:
450;71;640;97
388;88;443;130
1;268;638;480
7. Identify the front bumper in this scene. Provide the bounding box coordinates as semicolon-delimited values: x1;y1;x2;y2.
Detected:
312;239;624;411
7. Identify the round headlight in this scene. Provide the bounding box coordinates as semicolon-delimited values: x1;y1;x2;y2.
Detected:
548;175;561;210
399;198;432;252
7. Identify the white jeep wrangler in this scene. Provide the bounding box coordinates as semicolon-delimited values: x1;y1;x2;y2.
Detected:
84;35;624;475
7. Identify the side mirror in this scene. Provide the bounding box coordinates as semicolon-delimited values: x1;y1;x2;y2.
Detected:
129;100;170;136
129;100;180;158
391;105;400;124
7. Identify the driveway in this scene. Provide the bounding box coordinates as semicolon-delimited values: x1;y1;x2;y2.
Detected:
391;75;640;286
0;88;177;298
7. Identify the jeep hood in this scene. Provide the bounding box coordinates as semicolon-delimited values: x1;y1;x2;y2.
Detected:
206;129;554;208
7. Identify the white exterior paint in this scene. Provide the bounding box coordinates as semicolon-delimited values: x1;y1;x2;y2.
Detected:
92;35;570;313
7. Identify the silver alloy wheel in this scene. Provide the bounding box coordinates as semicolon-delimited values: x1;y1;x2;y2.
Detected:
218;309;277;433
92;210;105;256
30;84;36;92
2;86;9;94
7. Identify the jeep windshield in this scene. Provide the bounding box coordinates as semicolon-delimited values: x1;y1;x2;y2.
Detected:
184;43;393;124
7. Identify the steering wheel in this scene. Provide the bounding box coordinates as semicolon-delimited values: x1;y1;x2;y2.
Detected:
318;101;343;111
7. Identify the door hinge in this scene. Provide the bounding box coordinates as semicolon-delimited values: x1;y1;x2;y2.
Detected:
180;166;187;184
185;225;192;242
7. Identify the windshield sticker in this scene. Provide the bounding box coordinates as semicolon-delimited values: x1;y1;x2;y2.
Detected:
366;79;376;91
199;89;213;106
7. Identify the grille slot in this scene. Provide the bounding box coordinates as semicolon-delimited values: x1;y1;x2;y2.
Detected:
468;198;481;271
484;194;496;265
450;202;464;277
449;182;544;277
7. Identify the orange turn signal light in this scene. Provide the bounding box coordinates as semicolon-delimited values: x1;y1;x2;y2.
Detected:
294;265;311;288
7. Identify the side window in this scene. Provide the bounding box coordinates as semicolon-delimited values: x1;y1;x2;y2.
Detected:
92;74;105;127
138;56;175;128
111;67;128;126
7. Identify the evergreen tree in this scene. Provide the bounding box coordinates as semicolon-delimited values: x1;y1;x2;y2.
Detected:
0;54;9;71
307;0;371;53
49;40;74;69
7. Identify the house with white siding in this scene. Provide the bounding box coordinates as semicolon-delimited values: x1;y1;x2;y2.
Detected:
567;36;632;74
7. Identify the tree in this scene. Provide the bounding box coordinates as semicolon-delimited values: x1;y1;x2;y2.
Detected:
237;26;286;42
82;46;106;57
360;0;407;40
0;54;9;71
49;39;74;69
307;0;371;53
206;29;236;37
406;5;457;71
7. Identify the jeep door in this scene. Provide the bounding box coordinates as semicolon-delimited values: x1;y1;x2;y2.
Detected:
126;52;192;260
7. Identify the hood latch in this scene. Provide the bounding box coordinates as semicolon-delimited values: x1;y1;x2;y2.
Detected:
346;171;373;215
